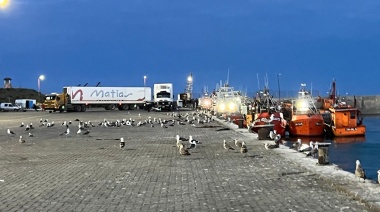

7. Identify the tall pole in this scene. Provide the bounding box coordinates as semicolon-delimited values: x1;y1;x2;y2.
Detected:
277;73;281;102
144;75;147;100
38;75;45;103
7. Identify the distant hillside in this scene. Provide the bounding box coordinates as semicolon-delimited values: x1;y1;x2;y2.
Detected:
0;88;45;103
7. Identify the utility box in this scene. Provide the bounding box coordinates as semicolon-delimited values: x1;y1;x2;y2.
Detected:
317;142;331;165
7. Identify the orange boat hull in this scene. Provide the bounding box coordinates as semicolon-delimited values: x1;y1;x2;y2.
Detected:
289;114;324;136
331;125;366;137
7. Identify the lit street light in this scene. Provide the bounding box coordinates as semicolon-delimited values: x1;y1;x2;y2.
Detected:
277;73;281;102
38;75;45;103
0;0;10;9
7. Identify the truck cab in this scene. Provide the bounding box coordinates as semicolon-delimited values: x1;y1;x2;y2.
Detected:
43;93;66;112
154;83;174;111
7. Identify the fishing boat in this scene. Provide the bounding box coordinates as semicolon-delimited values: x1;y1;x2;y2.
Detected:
288;83;324;137
318;80;366;137
248;87;287;139
212;83;242;115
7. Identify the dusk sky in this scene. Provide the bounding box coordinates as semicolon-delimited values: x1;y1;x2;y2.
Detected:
1;0;379;98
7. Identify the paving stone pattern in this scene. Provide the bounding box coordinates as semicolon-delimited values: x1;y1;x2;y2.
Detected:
0;110;374;211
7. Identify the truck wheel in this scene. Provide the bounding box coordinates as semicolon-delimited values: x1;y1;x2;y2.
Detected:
105;104;116;110
129;105;135;110
74;105;81;112
122;104;129;110
81;105;87;112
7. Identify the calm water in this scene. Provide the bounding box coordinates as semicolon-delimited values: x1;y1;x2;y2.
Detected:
286;115;380;181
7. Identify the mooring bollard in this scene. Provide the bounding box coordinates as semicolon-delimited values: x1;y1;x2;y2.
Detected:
317;142;331;165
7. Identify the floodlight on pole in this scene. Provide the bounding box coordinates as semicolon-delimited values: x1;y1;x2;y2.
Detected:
0;0;10;9
38;75;45;103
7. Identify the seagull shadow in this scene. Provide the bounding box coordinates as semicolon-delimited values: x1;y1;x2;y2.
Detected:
248;155;263;158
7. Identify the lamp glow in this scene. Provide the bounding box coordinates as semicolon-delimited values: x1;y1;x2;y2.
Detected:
0;0;10;9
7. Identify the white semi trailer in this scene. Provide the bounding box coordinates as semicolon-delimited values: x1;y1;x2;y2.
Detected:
43;86;152;112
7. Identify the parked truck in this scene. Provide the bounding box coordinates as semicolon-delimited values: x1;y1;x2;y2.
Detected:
43;86;152;112
153;83;174;111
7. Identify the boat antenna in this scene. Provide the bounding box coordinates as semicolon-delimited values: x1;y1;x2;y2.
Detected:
310;81;313;96
257;73;260;90
329;79;336;102
264;73;269;89
226;68;230;86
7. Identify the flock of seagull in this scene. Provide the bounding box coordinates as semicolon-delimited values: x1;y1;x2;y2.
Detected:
5;111;215;143
4;110;379;184
262;129;375;183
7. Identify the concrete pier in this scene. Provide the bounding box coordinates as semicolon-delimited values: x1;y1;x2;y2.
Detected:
0;110;379;211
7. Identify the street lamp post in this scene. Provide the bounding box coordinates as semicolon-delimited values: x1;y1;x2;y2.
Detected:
38;75;45;103
277;73;281;102
143;75;147;100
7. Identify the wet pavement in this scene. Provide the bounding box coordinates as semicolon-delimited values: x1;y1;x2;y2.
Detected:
0;109;378;211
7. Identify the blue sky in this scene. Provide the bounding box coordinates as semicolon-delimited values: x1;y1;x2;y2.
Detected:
1;0;379;98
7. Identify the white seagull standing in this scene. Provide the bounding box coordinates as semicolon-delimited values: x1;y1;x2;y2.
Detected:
223;140;235;150
19;135;25;143
355;160;366;183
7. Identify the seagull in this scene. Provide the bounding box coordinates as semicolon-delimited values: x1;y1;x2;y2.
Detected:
176;135;182;149
269;130;276;140
77;128;82;134
300;141;314;154
290;138;302;151
120;137;125;148
265;134;282;150
25;125;30;131
187;140;197;150
240;141;248;154
20;122;24;127
28;132;34;137
19;135;25;143
234;139;242;148
60;127;70;137
223;140;235;150
308;142;319;158
355;160;366;183
189;135;201;144
179;144;191;155
7;129;15;136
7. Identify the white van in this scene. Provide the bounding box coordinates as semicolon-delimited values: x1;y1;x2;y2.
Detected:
0;103;20;112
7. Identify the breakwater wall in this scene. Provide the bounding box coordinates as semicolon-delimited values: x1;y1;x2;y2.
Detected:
338;95;380;115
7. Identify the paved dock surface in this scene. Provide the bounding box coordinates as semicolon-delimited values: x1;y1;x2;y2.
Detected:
0;109;379;211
